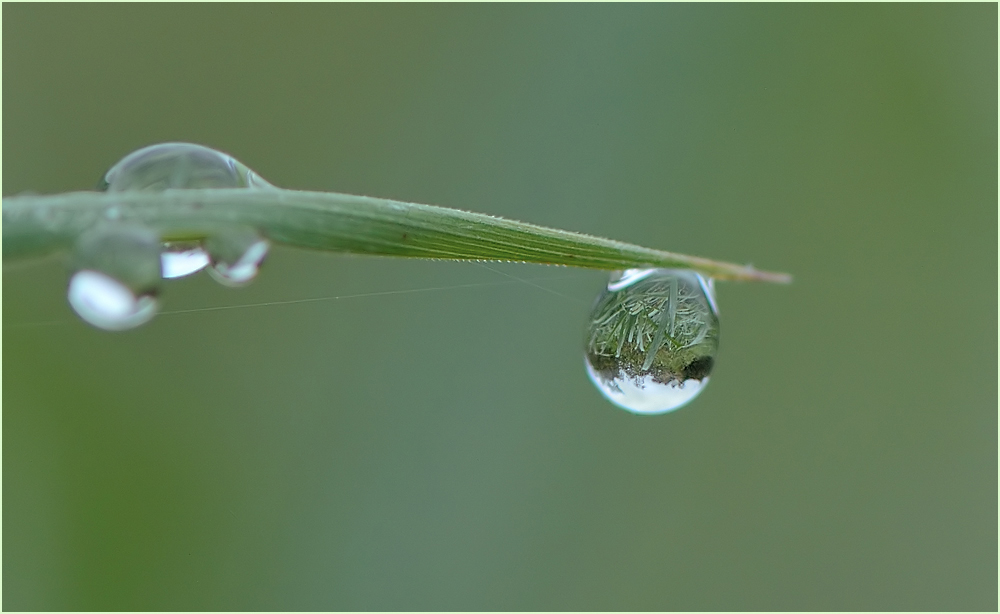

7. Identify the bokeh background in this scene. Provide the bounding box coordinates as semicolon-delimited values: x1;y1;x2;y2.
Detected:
3;4;995;611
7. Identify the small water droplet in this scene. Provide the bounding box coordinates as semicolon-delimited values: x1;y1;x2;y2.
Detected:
204;230;269;287
68;270;159;331
584;268;720;414
69;224;163;330
99;142;275;191
161;244;211;279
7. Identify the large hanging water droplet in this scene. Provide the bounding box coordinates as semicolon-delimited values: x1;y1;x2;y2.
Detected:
68;225;163;331
98;142;275;192
584;268;720;414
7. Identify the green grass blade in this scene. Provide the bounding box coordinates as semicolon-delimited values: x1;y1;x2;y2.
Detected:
1;189;791;283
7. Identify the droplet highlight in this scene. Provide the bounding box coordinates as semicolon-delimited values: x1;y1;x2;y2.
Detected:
584;268;720;414
160;244;210;279
68;270;159;331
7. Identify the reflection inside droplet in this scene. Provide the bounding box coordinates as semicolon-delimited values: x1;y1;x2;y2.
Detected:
584;268;720;414
68;270;159;331
206;236;269;287
585;361;709;414
161;246;210;279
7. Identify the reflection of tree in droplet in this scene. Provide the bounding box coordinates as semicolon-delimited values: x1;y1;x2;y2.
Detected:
584;268;720;414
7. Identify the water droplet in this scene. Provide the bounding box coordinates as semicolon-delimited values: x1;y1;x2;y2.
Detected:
99;142;275;191
204;230;269;287
160;244;210;279
97;143;274;287
68;270;159;331
584;268;720;414
69;224;163;330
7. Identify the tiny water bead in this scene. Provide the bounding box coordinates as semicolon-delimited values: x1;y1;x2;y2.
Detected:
584;268;720;414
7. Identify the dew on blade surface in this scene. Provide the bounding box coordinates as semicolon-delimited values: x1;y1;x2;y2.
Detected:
584;268;720;414
65;141;256;329
97;143;274;288
98;142;275;192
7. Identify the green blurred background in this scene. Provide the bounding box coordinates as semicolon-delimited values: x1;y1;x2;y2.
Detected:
3;4;995;610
